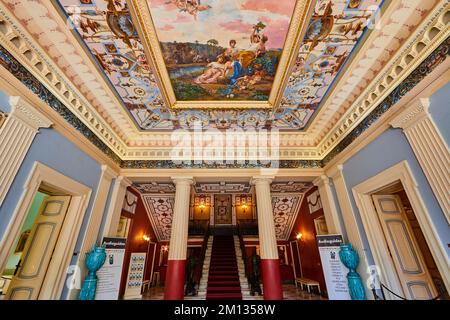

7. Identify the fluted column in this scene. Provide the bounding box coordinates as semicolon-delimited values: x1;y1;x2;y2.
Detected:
390;98;450;224
313;175;343;235
251;176;283;300
164;176;194;300
101;176;132;237
0;96;52;206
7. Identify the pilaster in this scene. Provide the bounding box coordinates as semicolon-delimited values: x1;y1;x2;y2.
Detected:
390;98;450;224
313;175;343;235
0;96;52;206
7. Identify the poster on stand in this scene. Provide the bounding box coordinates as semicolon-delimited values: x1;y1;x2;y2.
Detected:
316;234;351;300
95;237;126;300
123;252;147;300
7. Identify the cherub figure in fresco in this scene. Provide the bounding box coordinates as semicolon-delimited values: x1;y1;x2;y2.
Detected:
165;0;211;20
250;27;268;58
194;54;230;84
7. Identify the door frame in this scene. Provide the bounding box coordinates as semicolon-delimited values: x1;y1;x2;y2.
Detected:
0;161;92;299
352;161;450;298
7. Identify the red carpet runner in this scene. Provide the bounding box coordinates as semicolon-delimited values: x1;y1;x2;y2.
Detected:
206;236;242;300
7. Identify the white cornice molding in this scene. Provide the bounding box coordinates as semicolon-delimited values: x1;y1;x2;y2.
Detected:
317;2;449;158
323;57;450;171
0;64;122;171
0;1;447;164
0;2;128;157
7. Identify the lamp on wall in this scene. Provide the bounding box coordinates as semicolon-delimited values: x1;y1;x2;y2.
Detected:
194;195;210;214
142;234;151;242
241;199;248;214
296;232;303;241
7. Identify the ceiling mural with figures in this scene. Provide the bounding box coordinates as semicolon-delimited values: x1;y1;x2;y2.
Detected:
56;0;383;131
148;0;296;102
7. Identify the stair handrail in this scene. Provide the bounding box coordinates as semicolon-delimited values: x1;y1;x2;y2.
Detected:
237;222;262;296
197;221;210;290
184;221;210;296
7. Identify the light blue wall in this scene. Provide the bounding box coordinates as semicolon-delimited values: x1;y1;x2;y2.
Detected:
0;91;105;298
339;85;450;269
429;82;450;146
0;91;10;112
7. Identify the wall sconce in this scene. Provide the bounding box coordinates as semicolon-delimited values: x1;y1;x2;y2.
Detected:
296;233;303;241
194;195;210;213
142;234;150;242
162;245;169;252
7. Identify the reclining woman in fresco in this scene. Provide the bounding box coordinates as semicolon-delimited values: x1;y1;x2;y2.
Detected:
194;54;231;84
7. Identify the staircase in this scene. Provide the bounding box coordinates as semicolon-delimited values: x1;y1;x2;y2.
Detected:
206;235;242;300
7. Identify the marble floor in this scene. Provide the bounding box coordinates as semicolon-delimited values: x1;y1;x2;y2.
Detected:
141;284;327;300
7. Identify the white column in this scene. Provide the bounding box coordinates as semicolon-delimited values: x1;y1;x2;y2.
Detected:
251;176;283;300
313;175;344;235
390;98;450;224
0;96;52;206
251;176;277;260
102;176;132;237
68;165;117;299
168;176;194;261
328;165;372;298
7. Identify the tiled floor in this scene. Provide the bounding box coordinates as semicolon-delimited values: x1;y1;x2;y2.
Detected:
141;284;326;300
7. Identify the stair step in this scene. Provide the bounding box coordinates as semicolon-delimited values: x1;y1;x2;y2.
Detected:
207;287;242;293
206;293;243;300
207;281;241;287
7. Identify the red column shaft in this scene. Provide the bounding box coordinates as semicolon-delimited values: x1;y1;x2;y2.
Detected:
261;259;283;300
164;259;186;300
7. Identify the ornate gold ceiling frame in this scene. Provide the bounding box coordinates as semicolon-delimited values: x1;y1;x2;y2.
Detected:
128;0;314;110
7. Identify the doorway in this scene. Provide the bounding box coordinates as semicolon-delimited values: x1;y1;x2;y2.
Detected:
1;186;72;300
0;162;92;300
372;182;448;300
353;161;450;300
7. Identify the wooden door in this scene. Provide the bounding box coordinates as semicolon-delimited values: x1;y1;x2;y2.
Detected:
372;194;437;299
5;196;71;300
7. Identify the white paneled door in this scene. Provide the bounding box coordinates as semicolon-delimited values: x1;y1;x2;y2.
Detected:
5;196;71;300
372;194;437;300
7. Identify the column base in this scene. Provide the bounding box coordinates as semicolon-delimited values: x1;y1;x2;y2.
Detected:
164;259;186;300
261;259;283;300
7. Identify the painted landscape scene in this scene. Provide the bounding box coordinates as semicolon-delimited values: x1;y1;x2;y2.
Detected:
149;0;297;101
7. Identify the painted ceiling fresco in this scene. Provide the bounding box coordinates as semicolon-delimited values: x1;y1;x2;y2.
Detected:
57;0;383;131
148;0;296;101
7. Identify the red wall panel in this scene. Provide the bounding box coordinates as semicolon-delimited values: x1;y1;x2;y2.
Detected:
289;187;327;293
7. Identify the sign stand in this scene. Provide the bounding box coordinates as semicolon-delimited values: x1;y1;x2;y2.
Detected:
316;234;351;300
95;237;126;300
